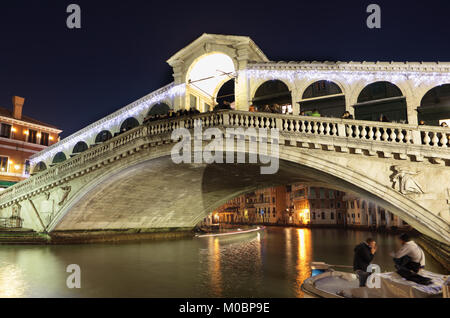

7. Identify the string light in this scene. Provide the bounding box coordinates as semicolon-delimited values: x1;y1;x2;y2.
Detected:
29;64;450;167
245;68;450;86
29;83;185;166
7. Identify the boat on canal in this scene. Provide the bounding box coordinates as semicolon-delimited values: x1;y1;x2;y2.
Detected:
301;262;449;298
195;226;265;238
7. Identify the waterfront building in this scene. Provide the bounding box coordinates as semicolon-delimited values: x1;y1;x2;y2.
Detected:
343;194;411;230
0;96;61;189
253;186;287;224
206;183;412;233
290;184;347;226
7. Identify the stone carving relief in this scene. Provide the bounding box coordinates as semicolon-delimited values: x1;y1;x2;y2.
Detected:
391;165;424;195
58;186;72;206
12;203;22;218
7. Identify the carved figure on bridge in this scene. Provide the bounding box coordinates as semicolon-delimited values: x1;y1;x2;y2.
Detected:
391;166;424;195
12;203;22;218
58;186;72;206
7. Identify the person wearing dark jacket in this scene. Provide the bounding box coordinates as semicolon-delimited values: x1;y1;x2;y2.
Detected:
353;238;377;287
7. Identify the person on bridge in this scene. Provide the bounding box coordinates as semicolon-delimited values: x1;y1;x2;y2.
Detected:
341;111;353;119
353;238;377;287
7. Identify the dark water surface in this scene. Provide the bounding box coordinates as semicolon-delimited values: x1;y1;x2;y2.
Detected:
0;227;446;297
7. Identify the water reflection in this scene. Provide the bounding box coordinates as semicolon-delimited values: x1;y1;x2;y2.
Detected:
207;238;222;297
295;229;312;297
0;228;446;297
0;263;28;297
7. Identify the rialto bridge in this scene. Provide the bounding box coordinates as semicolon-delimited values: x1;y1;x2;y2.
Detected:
0;34;449;244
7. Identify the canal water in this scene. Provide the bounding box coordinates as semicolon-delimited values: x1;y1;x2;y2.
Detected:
0;227;446;297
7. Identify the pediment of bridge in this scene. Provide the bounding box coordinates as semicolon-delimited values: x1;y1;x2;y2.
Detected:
166;33;269;83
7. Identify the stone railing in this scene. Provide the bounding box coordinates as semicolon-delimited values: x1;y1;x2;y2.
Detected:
0;110;449;205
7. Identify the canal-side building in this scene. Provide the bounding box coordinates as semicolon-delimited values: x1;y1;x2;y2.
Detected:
290;184;347;226
0;96;61;189
342;194;411;230
253;186;287;224
206;183;413;232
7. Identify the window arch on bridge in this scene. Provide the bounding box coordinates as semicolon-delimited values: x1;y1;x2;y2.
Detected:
33;161;47;174
186;52;236;112
252;80;292;113
355;81;407;123
72;141;88;155
300;80;345;117
215;79;235;110
95;130;113;143
119;117;140;133
147;103;170;116
52;152;67;165
418;84;450;126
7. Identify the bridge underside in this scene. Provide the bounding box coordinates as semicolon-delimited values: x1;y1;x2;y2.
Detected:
51;155;444;244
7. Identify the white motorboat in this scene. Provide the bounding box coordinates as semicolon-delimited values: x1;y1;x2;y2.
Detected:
301;262;449;298
195;226;265;238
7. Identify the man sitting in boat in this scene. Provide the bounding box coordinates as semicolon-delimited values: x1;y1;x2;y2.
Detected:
353;238;377;287
391;233;432;285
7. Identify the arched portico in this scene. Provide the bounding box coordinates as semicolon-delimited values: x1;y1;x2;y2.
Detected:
354;81;408;123
299;80;346;117
252;79;293;113
166;34;269;112
418;84;450;126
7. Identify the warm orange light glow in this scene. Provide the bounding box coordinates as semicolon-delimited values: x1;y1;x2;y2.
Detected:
11;127;16;133
49;136;54;141
14;164;20;170
36;133;41;138
23;130;29;135
298;208;310;225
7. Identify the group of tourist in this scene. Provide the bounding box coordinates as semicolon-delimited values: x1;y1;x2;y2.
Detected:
143;107;201;123
250;104;285;114
143;102;449;130
353;233;432;287
419;120;449;128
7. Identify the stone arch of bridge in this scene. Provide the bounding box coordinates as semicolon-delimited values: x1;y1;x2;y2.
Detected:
46;147;449;244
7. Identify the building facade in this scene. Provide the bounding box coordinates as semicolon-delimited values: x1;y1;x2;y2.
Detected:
0;96;61;189
288;184;347;226
343;194;411;230
208;183;410;231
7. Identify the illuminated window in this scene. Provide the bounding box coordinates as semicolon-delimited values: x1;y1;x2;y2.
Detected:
0;156;8;172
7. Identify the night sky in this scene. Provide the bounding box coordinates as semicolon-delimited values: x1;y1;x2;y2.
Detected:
1;0;449;137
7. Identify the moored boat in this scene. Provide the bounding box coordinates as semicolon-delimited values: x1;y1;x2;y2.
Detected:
301;262;449;298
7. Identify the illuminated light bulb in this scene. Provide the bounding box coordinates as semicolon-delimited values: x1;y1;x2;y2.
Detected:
49;136;54;141
11;127;16;132
14;164;20;170
37;133;41;138
24;130;29;135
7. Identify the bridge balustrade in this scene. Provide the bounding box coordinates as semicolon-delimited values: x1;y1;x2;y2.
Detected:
0;110;449;204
